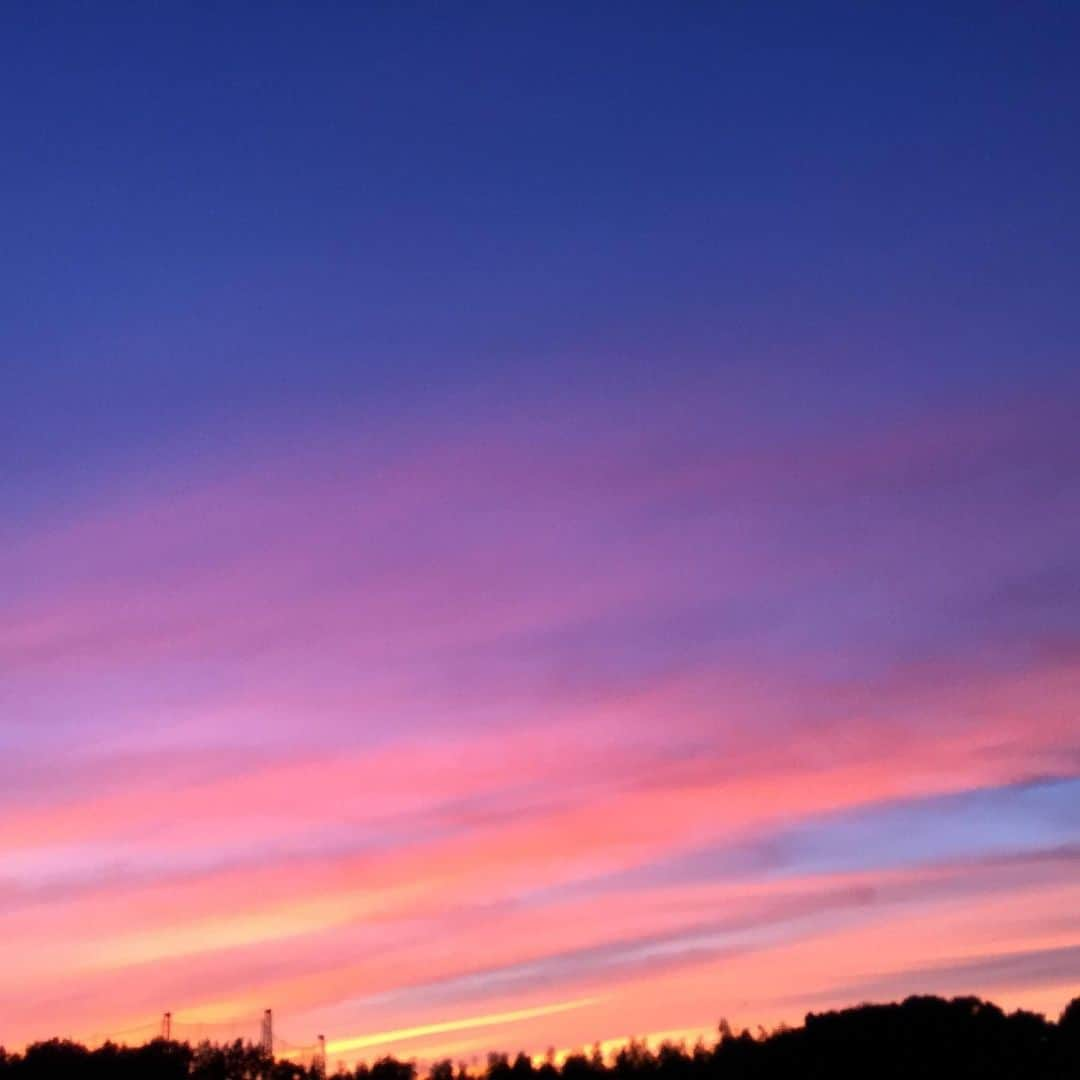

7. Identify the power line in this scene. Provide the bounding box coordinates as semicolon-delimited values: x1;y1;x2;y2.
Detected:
94;1006;328;1068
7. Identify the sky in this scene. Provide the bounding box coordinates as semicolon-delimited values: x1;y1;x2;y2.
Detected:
2;0;1079;1068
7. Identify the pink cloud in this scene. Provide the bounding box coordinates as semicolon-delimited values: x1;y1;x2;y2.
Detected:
2;387;1078;1052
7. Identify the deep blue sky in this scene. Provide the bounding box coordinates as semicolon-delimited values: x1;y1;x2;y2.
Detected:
4;3;1079;497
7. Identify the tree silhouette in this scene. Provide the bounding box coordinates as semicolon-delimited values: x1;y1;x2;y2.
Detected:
1;994;1078;1080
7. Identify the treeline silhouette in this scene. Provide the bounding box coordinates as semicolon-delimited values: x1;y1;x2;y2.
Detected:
2;994;1078;1080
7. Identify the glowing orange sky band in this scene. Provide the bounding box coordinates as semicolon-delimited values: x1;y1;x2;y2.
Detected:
325;996;603;1055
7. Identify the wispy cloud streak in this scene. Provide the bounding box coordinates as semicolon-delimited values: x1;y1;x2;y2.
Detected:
2;385;1078;1055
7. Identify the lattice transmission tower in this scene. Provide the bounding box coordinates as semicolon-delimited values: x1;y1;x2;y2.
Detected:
260;1009;274;1057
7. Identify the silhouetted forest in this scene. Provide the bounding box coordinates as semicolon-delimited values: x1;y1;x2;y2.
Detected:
3;994;1078;1080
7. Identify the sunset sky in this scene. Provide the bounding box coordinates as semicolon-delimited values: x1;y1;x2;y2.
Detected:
3;2;1079;1069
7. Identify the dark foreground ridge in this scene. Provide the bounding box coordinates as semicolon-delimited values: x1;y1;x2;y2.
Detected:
3;994;1079;1080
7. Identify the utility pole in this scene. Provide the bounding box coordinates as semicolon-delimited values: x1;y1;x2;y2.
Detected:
261;1009;274;1057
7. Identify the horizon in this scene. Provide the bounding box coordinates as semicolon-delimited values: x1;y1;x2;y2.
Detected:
2;1;1078;1069
5;990;1080;1074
